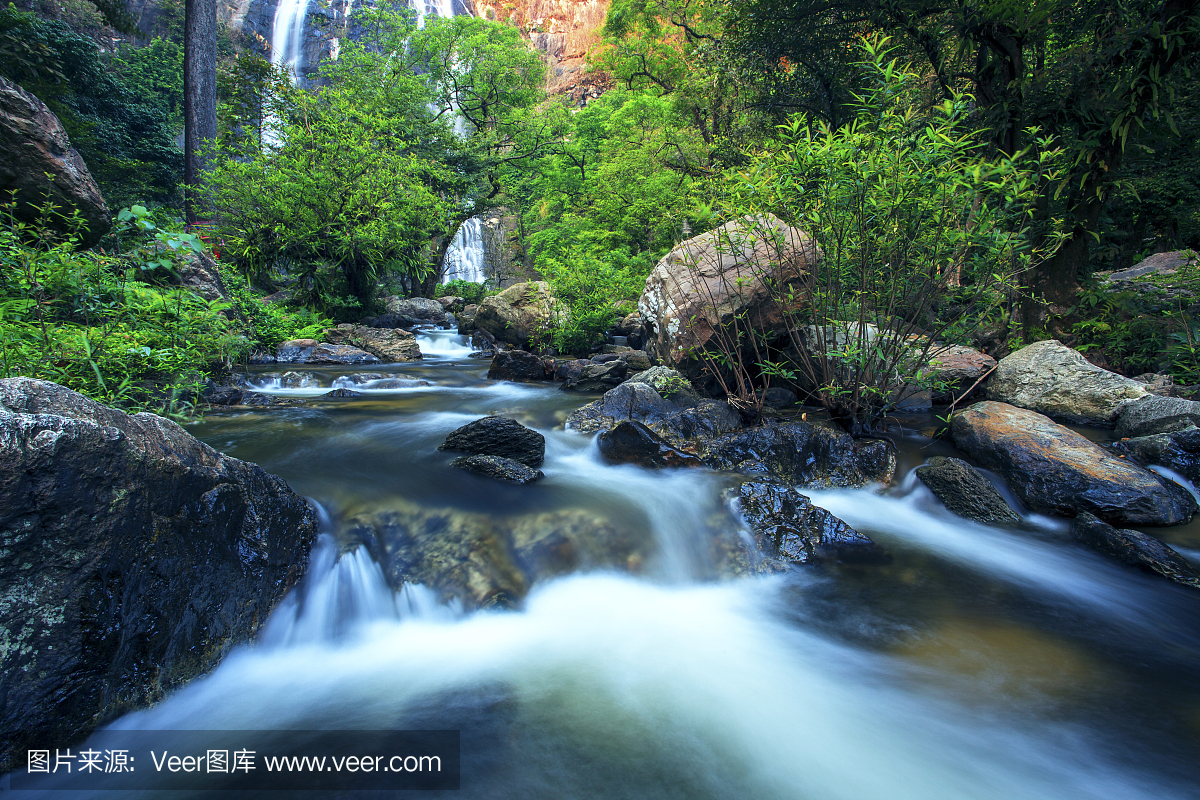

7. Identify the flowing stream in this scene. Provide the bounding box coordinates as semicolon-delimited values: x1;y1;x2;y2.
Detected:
86;331;1200;797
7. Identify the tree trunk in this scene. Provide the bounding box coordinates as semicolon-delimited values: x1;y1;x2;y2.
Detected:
184;0;217;225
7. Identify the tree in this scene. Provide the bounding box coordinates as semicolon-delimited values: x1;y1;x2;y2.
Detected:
184;0;216;224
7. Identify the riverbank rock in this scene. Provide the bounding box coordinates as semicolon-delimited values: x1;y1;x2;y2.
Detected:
458;303;479;334
323;324;422;362
1112;427;1200;488
487;349;554;382
1104;250;1198;282
275;340;381;365
438;416;546;466
986;339;1150;424
597;421;705;468
450;454;544;484
0;76;110;247
915;456;1020;525
379;296;448;328
437;295;465;313
1071;512;1200;589
700;422;895;488
175;249;232;308
951;401;1195;526
1114;395;1200;439
560;359;628;392
733;480;881;563
925;344;997;403
475;281;565;349
0;378;317;771
638;214;818;369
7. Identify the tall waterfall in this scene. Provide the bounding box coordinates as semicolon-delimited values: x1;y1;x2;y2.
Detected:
441;217;486;284
270;0;311;77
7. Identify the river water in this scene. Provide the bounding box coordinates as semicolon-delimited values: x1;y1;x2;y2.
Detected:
103;330;1200;798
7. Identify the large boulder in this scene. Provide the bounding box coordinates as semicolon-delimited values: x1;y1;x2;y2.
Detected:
174;249;232;307
915;456;1020;525
700;422;896;488
474;281;565;349
438;416;546;466
380;296;448;328
733;480;882;563
638;214;818;368
1114;395;1200;439
0;378;317;771
457;303;479;334
1112;427;1200;488
566;377;742;448
924;343;997;403
0;77;109;247
1104;250;1198;282
596;421;706;469
951;401;1195;526
560;360;628;392
1071;512;1200;590
487;350;554;382
275;341;381;365
567;381;683;433
985;339;1150;424
323;324;421;362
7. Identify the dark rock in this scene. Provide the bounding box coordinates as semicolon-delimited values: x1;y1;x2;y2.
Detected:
175;249;232;308
319;388;364;398
618;350;653;371
274;340;381;365
0;76;110;247
487;350;553;382
1071;512;1200;589
925;344;996;403
701;422;896;488
202;381;243;406
951;401;1195;526
624;366;699;402
381;296;448;328
555;358;590;383
0;379;317;771
591;352;623;364
248;350;276;365
437;295;464;313
438;416;546;467
1115;395;1200;439
1112;427;1200;487
561;360;628;392
239;392;306;407
760;387;797;408
653;400;743;446
597;421;706;468
450;454;545;484
566;381;684;433
458;304;479;334
734;480;881;563
1134;373;1176;397
915;456;1020;524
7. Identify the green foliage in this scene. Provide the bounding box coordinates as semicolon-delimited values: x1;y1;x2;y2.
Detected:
436;279;491;305
536;247;649;355
0;6;182;209
110;37;184;129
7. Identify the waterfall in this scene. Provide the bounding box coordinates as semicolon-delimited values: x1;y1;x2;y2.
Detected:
441;216;486;284
270;0;311;78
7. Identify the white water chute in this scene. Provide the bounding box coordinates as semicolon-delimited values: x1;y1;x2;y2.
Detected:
441;216;486;284
270;0;312;78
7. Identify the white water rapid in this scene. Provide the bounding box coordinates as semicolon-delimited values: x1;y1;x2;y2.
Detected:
442;217;486;285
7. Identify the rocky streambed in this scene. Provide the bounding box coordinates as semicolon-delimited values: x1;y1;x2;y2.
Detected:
4;328;1200;798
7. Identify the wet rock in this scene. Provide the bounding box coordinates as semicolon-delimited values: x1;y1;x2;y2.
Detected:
438;416;546;467
597;421;705;468
619;349;653;371
951;401;1195;526
458;304;479;334
0;76;110;247
561;359;628;392
437;295;464;313
1114;395;1200;439
201;381;243;406
280;371;313;388
760;386;797;409
1071;512;1200;590
248;350;276;365
174;249;232;308
323;324;422;362
1112;427;1200;487
653;400;744;446
555;358;590;383
450;454;545;484
275;341;381;365
0;378;317;770
475;281;566;349
239;392;307;407
368;378;431;389
319;388;364;398
925;343;996;402
701;422;896;488
508;509;644;580
638;214;818;368
378;296;448;328
986;339;1150;424
915;456;1020;525
591;352;624;364
734;480;881;563
624;365;699;402
487;349;553;382
567;381;680;433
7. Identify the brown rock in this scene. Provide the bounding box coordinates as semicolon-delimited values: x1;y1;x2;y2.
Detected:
323;324;422;362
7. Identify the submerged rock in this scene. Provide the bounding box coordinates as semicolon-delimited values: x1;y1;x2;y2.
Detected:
734;480;882;563
319;387;364;398
700;422;896;489
0;378;317;771
597;421;705;468
951;401;1195;526
915;456;1020;525
986;339;1149;424
438;416;546;467
1071;512;1200;590
450;454;545;484
487;350;553;382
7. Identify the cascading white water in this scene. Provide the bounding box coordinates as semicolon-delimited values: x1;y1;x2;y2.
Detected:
442;217;486;284
270;0;311;78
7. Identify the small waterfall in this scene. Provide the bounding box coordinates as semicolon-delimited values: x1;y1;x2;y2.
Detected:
270;0;311;78
441;217;486;284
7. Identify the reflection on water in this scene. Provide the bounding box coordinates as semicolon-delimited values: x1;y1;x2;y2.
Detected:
97;347;1200;798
